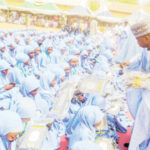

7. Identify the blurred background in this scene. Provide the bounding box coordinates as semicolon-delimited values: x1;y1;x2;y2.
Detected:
0;0;150;31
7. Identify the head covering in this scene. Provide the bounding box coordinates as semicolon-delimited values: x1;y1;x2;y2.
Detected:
131;19;150;38
16;53;29;64
0;42;5;49
40;71;55;91
102;50;113;60
0;110;23;136
21;76;40;96
81;50;88;56
68;55;79;62
0;60;10;71
24;45;34;55
67;106;104;148
87;94;106;109
16;97;36;119
71;141;102;150
68;106;104;134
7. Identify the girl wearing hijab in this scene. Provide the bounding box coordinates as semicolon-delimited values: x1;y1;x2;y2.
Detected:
0;43;16;67
80;50;91;73
40;71;57;110
38;44;55;69
62;62;71;80
68;105;104;149
0;110;23;150
20;76;49;117
14;97;37;145
24;45;39;77
15;53;32;77
68;55;84;76
0;60;10;87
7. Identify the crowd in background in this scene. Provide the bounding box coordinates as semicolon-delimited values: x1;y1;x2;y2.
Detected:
0;18;150;150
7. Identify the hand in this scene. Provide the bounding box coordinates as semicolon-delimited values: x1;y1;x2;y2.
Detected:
4;82;16;91
120;62;130;68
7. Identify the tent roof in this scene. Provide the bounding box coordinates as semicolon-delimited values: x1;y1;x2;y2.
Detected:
96;10;114;18
67;5;91;16
0;0;8;9
21;1;59;11
126;9;150;24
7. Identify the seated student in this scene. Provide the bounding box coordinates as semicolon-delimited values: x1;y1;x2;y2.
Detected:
62;62;71;80
70;140;102;150
24;45;39;77
20;76;49;118
68;55;84;76
40;71;57;110
68;105;104;149
0;42;16;67
86;94;106;110
0;110;23;150
38;44;55;69
15;53;32;77
94;55;110;73
80;50;91;72
0;60;10;87
7;41;17;58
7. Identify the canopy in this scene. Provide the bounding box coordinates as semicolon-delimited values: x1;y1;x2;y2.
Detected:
20;0;60;15
96;10;114;18
126;9;150;25
0;0;8;9
67;5;91;16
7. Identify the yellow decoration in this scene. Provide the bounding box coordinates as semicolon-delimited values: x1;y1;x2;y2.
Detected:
89;0;100;12
56;4;74;11
5;0;25;6
99;26;104;32
132;75;142;87
98;81;102;92
28;142;34;148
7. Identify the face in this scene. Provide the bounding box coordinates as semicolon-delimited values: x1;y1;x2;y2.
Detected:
30;88;38;96
65;67;70;75
70;59;79;66
61;49;65;54
75;53;80;57
21;118;30;123
93;121;101;128
1;46;6;52
15;38;19;43
29;51;35;58
137;34;150;50
24;59;29;65
26;38;30;43
50;79;56;87
83;54;87;58
88;49;92;54
35;47;40;55
1;69;8;75
61;76;65;82
9;45;15;51
38;40;42;46
47;47;53;54
7;132;20;142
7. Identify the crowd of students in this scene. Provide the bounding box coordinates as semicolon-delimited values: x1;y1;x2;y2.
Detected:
0;17;150;150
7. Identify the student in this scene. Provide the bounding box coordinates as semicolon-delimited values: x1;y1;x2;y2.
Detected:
68;105;104;149
20;76;49;118
15;53;32;77
40;71;56;110
0;110;23;150
68;55;84;76
0;60;10;87
121;19;150;150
